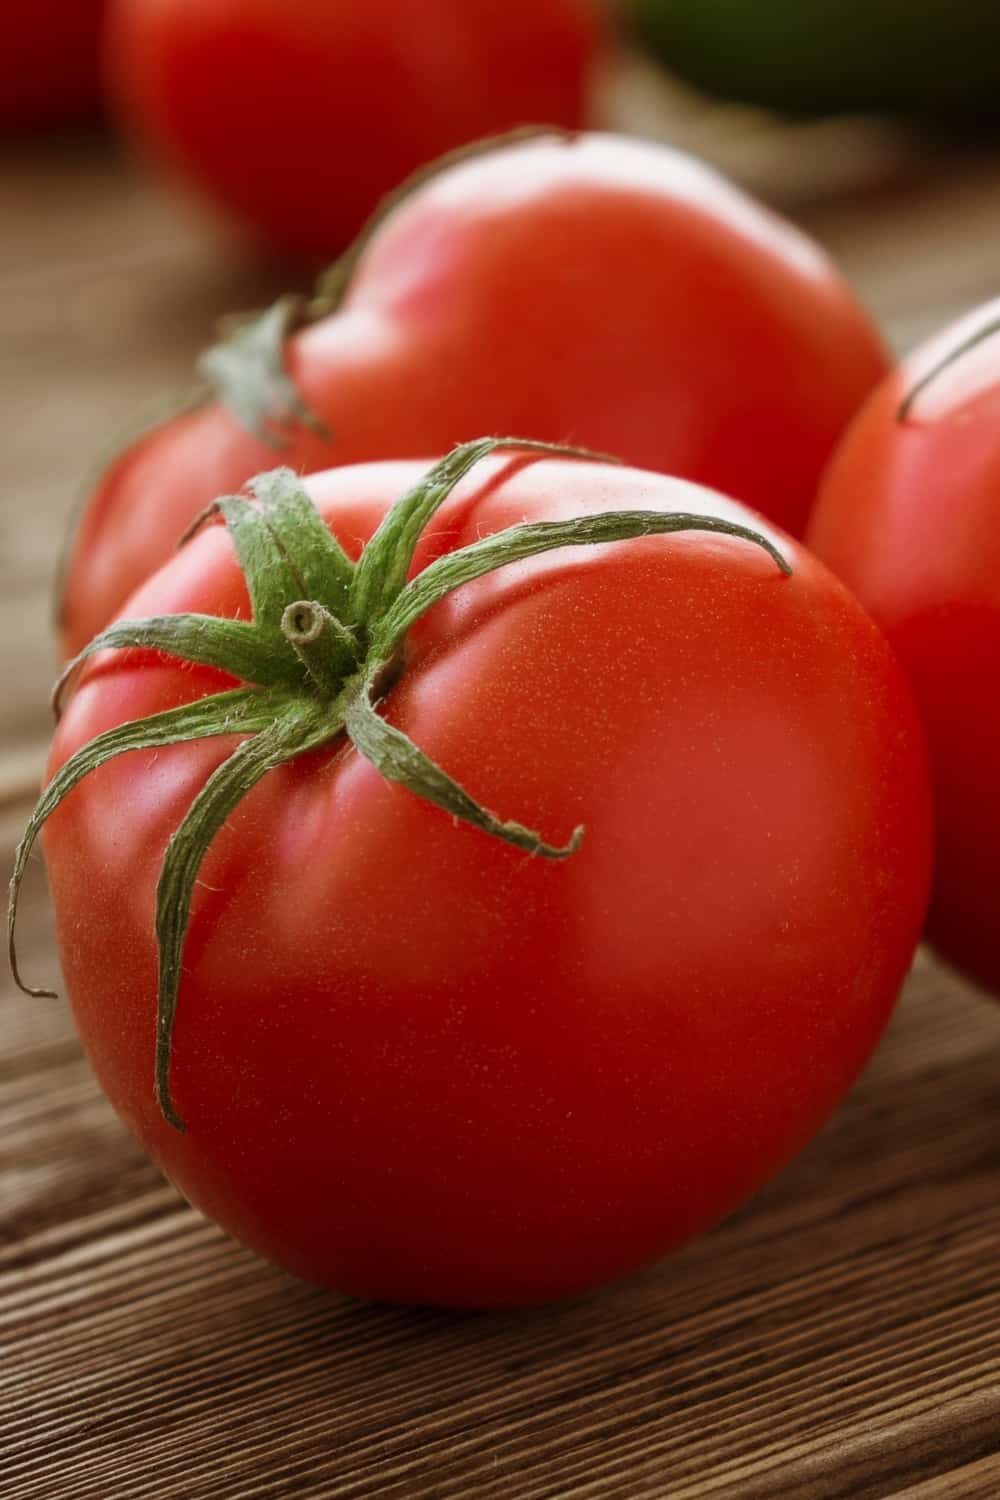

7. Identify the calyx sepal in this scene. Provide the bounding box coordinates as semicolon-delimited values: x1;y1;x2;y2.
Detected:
198;296;329;447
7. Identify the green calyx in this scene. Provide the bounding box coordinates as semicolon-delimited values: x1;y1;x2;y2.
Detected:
196;295;330;446
9;438;791;1132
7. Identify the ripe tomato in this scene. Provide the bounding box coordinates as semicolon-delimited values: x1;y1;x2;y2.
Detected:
103;0;605;258
21;447;931;1306
60;132;888;658
2;0;106;131
808;299;1000;994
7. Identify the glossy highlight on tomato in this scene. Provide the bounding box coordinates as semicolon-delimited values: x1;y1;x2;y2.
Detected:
809;298;1000;994
31;452;931;1307
60;132;888;658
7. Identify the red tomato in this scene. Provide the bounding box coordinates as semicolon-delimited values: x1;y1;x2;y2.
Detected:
808;299;1000;994
60;132;888;657
29;451;930;1307
103;0;604;258
2;0;106;131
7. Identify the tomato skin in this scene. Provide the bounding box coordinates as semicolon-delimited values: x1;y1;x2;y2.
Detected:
103;0;604;258
808;300;1000;995
60;133;888;658
44;457;931;1307
1;0;106;131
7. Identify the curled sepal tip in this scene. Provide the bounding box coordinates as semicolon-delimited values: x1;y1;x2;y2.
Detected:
343;671;583;861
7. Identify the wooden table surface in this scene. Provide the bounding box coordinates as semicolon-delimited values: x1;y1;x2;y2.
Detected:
5;59;1000;1500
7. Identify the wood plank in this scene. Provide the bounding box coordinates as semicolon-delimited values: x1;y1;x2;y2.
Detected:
897;1455;1000;1499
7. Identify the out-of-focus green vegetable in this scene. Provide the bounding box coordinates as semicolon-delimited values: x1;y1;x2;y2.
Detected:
629;0;1000;117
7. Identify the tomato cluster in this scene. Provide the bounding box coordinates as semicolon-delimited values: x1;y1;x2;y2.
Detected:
19;117;996;1310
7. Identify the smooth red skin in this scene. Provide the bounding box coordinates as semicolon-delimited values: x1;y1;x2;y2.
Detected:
44;457;931;1307
808;299;1000;994
103;0;603;258
60;134;889;657
1;0;106;131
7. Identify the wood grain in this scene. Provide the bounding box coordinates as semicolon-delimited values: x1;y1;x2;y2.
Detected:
5;55;1000;1499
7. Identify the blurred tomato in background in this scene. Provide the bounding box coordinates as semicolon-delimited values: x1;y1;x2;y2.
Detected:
103;0;607;261
1;0;107;131
629;0;1000;118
